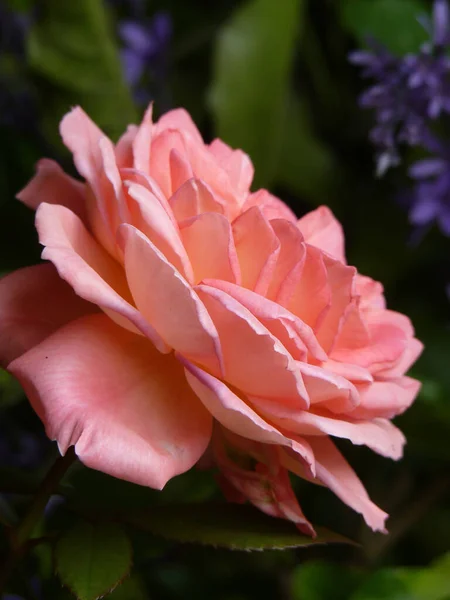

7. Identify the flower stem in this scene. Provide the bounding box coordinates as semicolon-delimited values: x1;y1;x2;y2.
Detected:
0;447;77;592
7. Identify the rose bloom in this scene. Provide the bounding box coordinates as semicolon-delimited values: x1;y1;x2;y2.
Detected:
0;106;422;535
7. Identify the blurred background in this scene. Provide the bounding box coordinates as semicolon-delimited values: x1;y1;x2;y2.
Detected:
0;0;449;598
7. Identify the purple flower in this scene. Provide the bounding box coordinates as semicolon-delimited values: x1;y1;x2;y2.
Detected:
118;11;172;100
408;148;450;235
349;0;450;174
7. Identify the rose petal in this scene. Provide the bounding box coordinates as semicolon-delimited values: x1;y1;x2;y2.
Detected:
60;107;121;257
0;264;96;367
180;213;240;284
132;103;153;174
154;107;204;145
169;178;226;222
16;159;86;220
213;430;315;536
286;245;330;329
268;409;405;459
298;206;346;263
232;207;280;296
181;357;315;476
118;224;223;373
208;139;254;198
36;203;168;352
266;219;306;303
125;181;193;282
202;279;327;362
9;314;212;489
351;377;421;419
242;189;297;222
195;284;309;405
306;437;388;532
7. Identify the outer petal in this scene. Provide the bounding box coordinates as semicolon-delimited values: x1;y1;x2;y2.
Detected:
9;314;212;489
297;206;346;263
195;284;309;406
154;107;204;145
16;159;86;220
351;377;421;419
242;189;297;222
213;429;315;536
36;203;168;352
181;357;315;476
208;139;254;197
306;437;388;532
0;264;96;367
118;224;223;374
267;409;405;459
60;107;127;258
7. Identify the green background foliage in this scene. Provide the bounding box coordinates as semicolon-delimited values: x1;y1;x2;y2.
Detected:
0;0;449;598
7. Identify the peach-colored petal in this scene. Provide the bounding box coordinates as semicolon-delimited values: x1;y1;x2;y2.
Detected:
314;256;356;353
356;275;386;311
297;206;346;263
266;219;306;303
286;245;330;329
268;409;405;459
0;264;96;367
195;284;309;405
120;168;177;227
170;148;194;192
213;430;315;536
306;437;388;532
332;309;414;370
9;314;212;489
59;107;104;186
36;203;168;351
169;178;226;222
150;129;187;198
243;189;297;222
118;224;223;373
376;338;424;379
232;207;280;296
132;103;153;174
181;357;315;475
209;139;254;197
154;107;204;145
115;125;138;168
16;159;86;220
297;362;360;414
202;279;327;362
60;107;121;257
351;377;421;419
124;181;193;282
180;213;240;284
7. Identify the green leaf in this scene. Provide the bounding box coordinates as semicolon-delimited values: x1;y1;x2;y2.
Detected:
351;553;450;600
291;560;364;600
209;0;304;188
275;94;335;205
341;0;429;55
55;520;132;600
27;0;136;143
127;503;355;550
107;576;147;600
0;369;24;409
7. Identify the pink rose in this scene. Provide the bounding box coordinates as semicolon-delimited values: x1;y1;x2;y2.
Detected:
0;105;422;535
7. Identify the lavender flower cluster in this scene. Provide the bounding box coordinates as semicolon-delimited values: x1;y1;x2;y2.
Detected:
350;0;450;236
